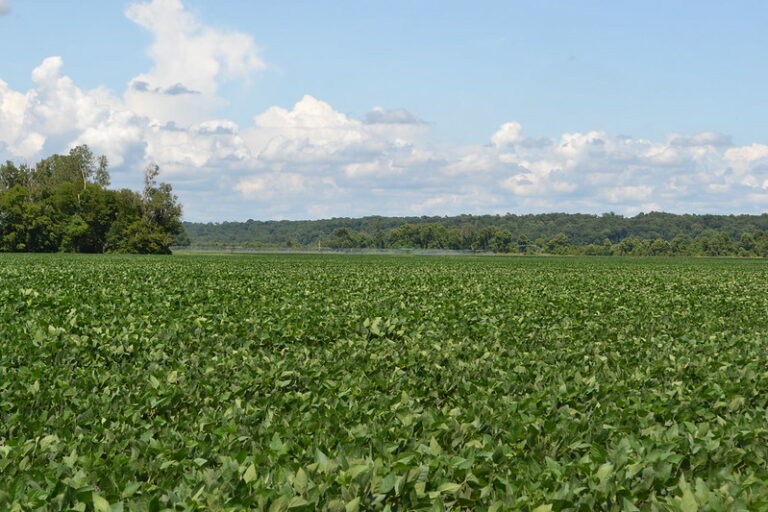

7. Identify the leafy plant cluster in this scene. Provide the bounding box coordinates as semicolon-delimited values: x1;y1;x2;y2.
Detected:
0;147;184;254
2;254;768;510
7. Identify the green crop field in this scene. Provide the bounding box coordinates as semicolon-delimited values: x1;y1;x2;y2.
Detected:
2;254;768;511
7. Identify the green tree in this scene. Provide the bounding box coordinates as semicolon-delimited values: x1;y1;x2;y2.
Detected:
0;186;55;252
545;233;570;254
0;161;31;189
0;149;182;254
613;236;640;256
488;228;513;253
649;239;672;256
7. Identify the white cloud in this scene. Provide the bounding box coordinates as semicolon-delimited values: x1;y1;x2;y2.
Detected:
241;95;427;185
0;0;261;183
246;95;366;165
0;57;127;160
411;187;503;215
235;172;308;198
72;110;148;167
724;143;768;172
490;122;523;147
344;160;400;178
0;79;38;157
0;0;10;15
501;172;577;197
604;185;654;203
124;0;264;125
29;57;123;136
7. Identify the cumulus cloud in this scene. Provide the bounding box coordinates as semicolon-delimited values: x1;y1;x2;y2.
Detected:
490;122;523;147
0;56;134;160
1;0;768;220
725;144;768;171
247;95;365;165
0;0;261;180
241;95;430;178
124;0;264;125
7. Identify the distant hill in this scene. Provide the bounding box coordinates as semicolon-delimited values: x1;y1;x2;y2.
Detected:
183;212;768;246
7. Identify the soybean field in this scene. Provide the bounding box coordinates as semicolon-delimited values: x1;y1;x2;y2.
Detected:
2;253;768;511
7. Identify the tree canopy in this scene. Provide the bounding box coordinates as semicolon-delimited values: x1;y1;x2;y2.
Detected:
182;212;768;257
0;146;184;254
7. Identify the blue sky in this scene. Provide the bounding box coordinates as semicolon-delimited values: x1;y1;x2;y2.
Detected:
1;0;767;221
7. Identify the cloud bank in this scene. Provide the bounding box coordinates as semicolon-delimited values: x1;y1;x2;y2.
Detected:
1;0;767;221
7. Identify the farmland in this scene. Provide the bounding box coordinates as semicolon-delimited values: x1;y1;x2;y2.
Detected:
2;254;768;511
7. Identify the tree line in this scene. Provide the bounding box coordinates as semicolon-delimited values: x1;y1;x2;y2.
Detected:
182;212;768;257
0;146;183;254
319;224;768;257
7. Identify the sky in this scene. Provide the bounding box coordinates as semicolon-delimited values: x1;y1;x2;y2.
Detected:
1;0;767;221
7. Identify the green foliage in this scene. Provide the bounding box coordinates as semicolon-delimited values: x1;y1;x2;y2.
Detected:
2;254;768;510
112;220;175;254
0;146;185;254
182;215;768;257
182;211;768;250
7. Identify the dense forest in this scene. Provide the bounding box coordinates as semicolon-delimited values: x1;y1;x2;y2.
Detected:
182;212;768;256
0;146;183;254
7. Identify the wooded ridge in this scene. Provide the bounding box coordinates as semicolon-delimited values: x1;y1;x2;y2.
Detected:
182;211;768;256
